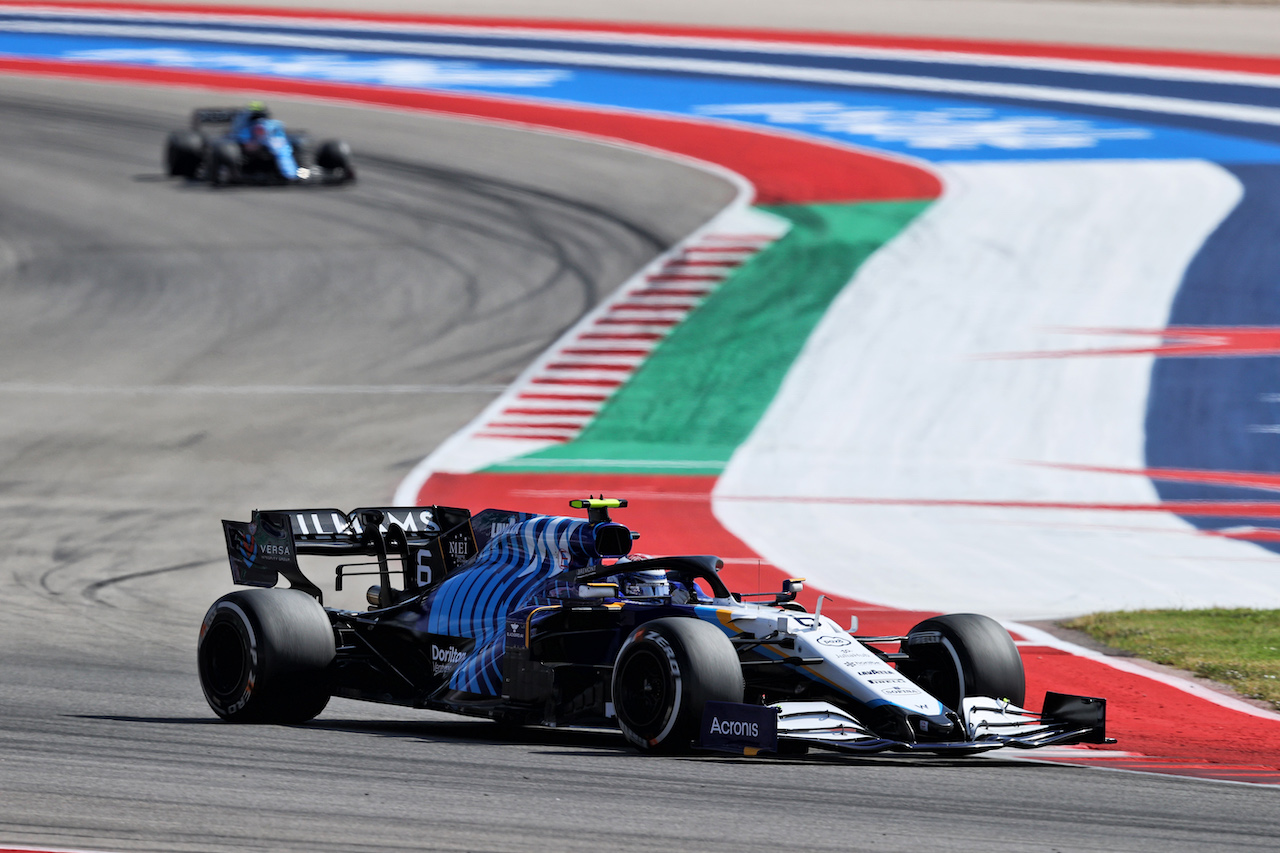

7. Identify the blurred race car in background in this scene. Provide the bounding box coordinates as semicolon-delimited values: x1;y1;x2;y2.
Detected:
198;498;1111;756
165;101;356;186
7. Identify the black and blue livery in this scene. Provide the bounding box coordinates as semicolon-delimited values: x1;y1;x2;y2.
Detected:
200;498;1110;755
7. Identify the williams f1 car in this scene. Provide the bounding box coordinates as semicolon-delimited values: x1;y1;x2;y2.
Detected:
199;499;1110;755
165;103;356;186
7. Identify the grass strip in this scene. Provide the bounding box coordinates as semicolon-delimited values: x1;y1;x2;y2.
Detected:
1062;608;1280;710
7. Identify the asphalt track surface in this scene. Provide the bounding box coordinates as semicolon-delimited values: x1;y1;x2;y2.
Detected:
2;9;1280;853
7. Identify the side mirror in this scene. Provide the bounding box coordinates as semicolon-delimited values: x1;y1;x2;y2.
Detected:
775;577;805;604
593;522;633;558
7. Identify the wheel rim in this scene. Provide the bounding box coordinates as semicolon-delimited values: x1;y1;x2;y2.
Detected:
616;646;670;731
201;620;249;698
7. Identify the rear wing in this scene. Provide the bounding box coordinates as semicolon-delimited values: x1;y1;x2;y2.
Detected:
221;506;477;605
190;107;241;129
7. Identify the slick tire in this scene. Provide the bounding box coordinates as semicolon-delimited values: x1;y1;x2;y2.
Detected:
165;130;204;178
901;613;1025;710
208;140;242;186
288;133;314;170
612;617;743;753
197;588;335;723
316;139;356;183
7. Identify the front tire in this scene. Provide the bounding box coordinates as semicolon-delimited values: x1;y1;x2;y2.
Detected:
197;589;335;723
611;617;743;753
316;139;356;183
900;613;1025;709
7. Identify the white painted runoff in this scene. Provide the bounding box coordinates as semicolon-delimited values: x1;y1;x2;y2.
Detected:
714;159;1280;620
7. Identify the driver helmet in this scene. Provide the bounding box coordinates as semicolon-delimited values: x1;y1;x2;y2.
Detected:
617;568;670;599
246;100;270;121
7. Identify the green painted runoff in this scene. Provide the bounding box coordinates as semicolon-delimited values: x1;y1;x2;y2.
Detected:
486;200;931;475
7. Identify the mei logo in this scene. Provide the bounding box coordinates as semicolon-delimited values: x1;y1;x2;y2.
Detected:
708;717;759;738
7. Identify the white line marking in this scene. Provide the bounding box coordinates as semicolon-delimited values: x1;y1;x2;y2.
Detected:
0;383;505;395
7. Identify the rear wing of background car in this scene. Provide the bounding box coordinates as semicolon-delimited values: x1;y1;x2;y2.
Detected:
221;506;477;605
190;107;241;129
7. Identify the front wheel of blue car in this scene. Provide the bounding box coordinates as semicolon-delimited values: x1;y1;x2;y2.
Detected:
612;617;743;753
197;589;335;723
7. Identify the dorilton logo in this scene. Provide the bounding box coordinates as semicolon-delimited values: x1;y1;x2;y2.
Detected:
816;635;853;646
708;717;759;738
431;643;466;676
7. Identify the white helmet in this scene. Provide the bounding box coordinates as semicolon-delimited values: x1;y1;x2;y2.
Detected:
618;568;670;599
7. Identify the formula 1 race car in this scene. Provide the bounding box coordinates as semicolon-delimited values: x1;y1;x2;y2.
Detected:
164;103;356;186
198;499;1111;756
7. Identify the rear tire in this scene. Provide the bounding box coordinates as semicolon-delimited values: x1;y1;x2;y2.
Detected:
197;589;335;723
207;140;242;186
165;130;204;178
612;617;743;753
900;613;1025;709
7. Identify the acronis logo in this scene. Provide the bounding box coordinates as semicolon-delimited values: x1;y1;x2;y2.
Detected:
708;717;759;738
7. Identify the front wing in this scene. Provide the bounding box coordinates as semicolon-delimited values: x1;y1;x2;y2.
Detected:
703;693;1110;756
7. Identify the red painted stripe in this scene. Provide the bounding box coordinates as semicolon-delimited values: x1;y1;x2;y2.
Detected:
594;318;680;326
610;302;697;312
518;392;610;401
0;57;939;205
996;325;1280;360
530;377;624;386
560;348;651;356
32;2;1280;76
645;274;724;282
503;407;598;416
545;362;635;371
662;259;744;268
489;421;587;430
578;332;666;341
629;290;710;298
1046;461;1280;493
1211;527;1280;543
